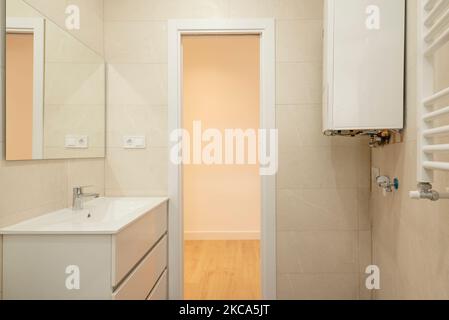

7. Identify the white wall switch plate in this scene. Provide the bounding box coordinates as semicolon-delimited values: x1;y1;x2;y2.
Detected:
65;135;89;149
123;136;146;149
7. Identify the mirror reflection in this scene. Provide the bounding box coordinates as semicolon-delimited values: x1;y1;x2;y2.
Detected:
5;0;105;160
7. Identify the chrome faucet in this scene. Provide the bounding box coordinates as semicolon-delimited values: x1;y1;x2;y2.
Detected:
72;186;100;210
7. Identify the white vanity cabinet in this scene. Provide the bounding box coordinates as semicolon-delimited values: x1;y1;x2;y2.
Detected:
1;198;169;300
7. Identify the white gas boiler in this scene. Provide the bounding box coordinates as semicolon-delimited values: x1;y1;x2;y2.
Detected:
322;0;405;139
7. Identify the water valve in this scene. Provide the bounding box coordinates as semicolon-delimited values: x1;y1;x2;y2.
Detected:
376;175;399;194
409;183;449;201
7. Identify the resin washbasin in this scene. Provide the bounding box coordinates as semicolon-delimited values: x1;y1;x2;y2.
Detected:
0;197;168;235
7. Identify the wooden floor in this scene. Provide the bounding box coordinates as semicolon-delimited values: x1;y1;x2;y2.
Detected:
184;240;261;300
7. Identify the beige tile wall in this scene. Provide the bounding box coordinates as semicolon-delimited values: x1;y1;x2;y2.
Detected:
104;0;372;299
371;0;449;300
24;0;104;56
0;0;105;299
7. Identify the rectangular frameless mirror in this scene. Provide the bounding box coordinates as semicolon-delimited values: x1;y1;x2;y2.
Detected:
5;0;105;160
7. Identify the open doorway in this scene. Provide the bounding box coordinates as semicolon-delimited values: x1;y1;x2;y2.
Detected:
5;17;44;160
182;35;261;300
168;19;276;300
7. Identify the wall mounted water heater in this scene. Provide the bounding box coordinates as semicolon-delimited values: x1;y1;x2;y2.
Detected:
323;0;405;142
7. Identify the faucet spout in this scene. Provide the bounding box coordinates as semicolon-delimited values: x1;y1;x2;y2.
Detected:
72;186;100;210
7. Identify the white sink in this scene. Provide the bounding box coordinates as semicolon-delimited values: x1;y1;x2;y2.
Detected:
0;197;168;235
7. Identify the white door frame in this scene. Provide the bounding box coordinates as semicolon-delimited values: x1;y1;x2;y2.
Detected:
6;17;45;160
168;19;276;300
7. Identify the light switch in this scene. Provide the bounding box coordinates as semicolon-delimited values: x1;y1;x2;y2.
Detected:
123;136;146;149
65;135;89;149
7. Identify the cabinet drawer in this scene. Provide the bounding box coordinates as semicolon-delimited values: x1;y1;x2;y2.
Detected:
147;270;168;300
113;202;167;285
113;236;167;300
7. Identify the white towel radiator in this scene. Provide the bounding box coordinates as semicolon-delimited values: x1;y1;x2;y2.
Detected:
410;0;449;201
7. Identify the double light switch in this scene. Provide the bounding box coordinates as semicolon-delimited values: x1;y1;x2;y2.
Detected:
123;136;146;149
65;135;89;149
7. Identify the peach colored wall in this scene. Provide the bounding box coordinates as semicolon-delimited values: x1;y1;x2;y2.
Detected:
182;35;261;240
5;33;34;160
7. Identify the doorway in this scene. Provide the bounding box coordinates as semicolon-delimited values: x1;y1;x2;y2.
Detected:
168;19;276;300
182;34;261;300
5;17;44;160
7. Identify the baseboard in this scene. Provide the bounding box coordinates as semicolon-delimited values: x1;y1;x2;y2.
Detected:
184;231;261;241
